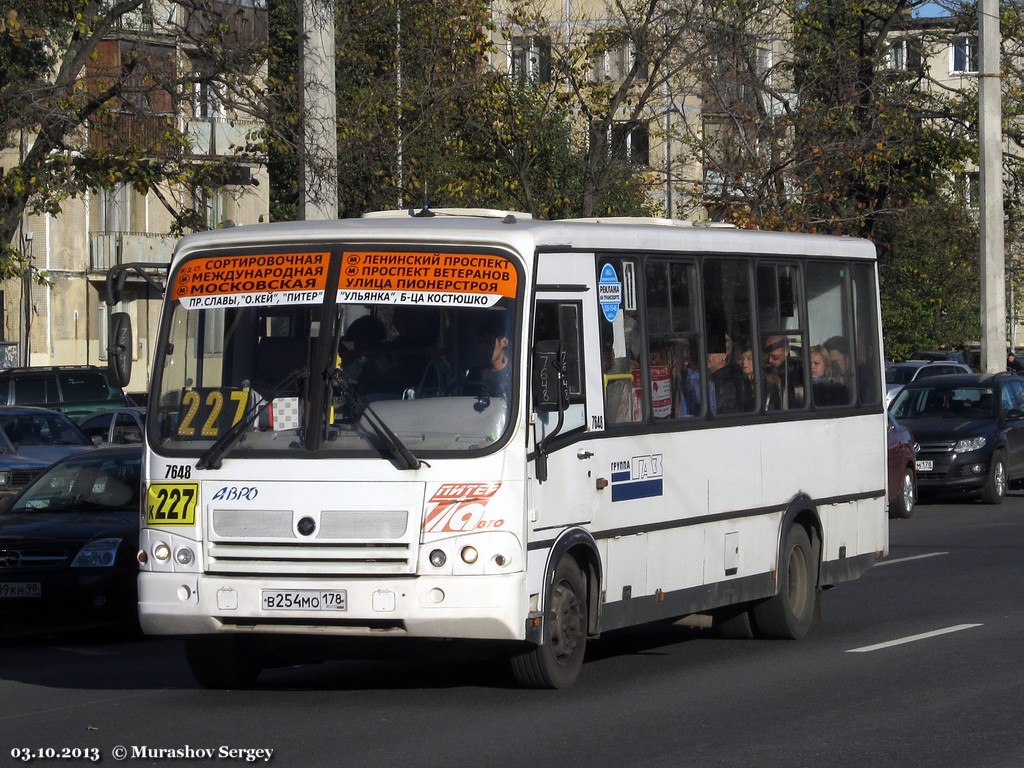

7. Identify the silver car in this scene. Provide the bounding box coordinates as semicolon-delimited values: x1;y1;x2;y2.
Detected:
885;360;973;407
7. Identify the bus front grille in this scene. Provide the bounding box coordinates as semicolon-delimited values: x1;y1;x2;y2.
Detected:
205;507;417;575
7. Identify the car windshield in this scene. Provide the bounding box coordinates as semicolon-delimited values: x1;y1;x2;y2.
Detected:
885;365;920;385
8;451;141;513
0;412;92;448
151;248;520;460
890;385;995;420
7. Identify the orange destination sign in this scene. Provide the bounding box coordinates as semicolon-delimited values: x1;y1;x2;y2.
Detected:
338;252;518;307
172;253;331;309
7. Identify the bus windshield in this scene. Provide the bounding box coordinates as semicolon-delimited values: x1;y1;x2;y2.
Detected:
150;249;519;459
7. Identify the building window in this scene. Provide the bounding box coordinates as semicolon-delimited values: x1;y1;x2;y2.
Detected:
951;35;977;74
511;36;551;84
960;171;980;209
591;38;646;83
611;121;649;166
888;38;922;72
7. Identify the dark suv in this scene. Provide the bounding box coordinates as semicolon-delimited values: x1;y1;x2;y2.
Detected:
0;366;132;420
889;372;1024;504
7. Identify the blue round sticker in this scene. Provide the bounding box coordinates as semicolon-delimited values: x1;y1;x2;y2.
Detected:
598;263;621;323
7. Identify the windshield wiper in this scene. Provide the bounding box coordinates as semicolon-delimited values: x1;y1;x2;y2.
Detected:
328;366;423;471
196;367;308;471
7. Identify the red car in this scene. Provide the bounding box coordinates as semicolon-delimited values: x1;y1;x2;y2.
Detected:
887;411;918;518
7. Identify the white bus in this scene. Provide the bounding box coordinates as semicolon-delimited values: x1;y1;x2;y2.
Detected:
116;210;888;689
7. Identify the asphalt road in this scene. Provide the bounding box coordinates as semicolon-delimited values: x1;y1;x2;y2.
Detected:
1;492;1022;768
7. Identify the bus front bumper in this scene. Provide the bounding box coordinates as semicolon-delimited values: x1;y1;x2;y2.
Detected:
137;571;529;642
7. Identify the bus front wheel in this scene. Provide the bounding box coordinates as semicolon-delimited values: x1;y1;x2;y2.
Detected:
751;525;815;640
185;636;262;689
510;556;587;689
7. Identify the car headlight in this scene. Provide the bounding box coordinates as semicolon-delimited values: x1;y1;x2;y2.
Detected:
71;538;122;568
954;436;988;453
0;471;10;487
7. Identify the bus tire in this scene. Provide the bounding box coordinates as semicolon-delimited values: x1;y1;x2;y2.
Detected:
185;636;261;689
510;556;587;689
751;525;814;640
981;450;1007;504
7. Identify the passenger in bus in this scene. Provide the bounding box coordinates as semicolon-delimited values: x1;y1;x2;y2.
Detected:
811;340;849;406
824;335;850;384
739;343;775;412
470;315;512;399
763;334;805;409
810;345;831;384
706;333;751;415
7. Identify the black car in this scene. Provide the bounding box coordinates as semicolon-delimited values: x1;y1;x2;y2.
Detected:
0;445;142;636
888;372;1024;504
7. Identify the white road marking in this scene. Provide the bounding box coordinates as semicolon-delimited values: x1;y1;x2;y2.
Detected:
876;552;949;567
847;624;983;653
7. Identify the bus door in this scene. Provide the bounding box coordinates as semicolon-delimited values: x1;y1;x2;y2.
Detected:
528;258;602;532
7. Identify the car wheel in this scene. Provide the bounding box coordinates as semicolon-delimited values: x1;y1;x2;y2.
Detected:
889;466;916;519
981;450;1007;505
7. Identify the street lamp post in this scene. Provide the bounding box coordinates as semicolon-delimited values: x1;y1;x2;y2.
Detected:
20;231;32;367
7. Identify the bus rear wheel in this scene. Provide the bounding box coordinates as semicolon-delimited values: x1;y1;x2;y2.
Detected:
751;525;815;640
510;556;587;689
185;636;262;689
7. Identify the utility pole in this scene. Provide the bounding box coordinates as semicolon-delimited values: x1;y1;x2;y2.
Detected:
979;0;1005;372
299;0;338;221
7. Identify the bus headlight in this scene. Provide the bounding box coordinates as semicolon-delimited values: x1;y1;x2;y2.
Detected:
153;542;171;562
461;546;479;565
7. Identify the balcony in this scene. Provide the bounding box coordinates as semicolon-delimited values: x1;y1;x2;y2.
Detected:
185;117;262;157
90;232;177;273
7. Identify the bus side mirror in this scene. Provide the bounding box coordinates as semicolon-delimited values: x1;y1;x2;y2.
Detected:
107;311;133;388
533;340;569;412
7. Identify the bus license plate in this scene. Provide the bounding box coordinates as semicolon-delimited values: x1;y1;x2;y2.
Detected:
916;460;934;472
262;590;347;611
0;582;41;598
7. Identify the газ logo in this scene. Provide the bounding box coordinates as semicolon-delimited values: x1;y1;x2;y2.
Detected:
610;454;664;502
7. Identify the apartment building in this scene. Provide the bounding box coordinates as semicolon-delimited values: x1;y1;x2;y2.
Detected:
0;0;269;396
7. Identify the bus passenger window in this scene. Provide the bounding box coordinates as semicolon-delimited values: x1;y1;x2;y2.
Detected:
599;258;643;424
703;259;755;415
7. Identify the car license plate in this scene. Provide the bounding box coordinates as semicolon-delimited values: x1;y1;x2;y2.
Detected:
0;582;41;598
261;589;347;611
916;460;934;472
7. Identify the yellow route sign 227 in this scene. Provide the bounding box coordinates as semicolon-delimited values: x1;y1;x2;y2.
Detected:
147;483;199;526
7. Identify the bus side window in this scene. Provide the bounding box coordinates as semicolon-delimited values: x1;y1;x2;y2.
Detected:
703;258;756;416
806;262;855;407
645;260;701;420
599;259;643;424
